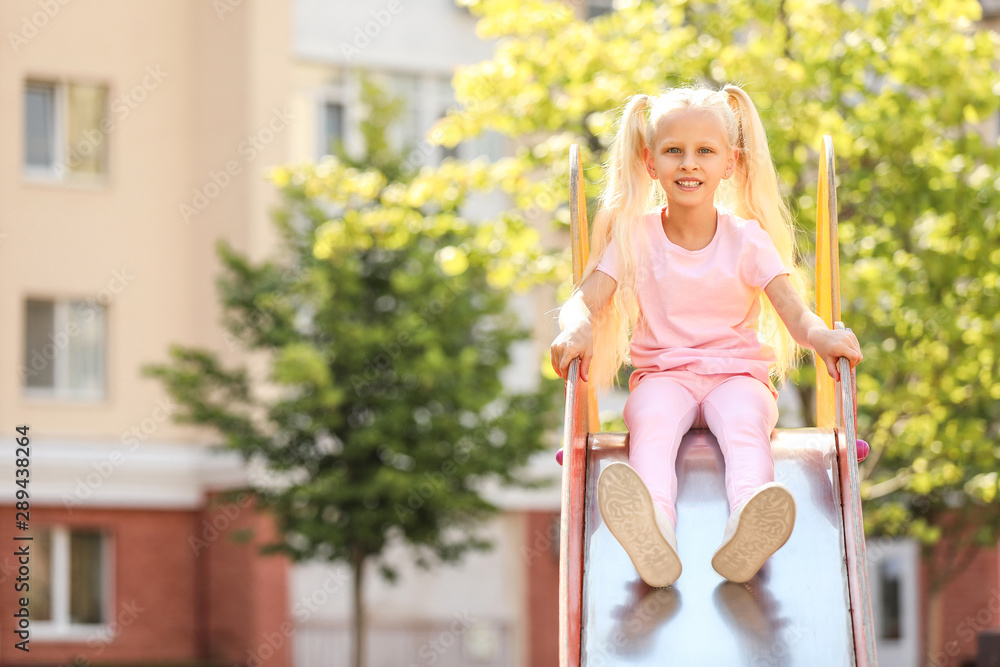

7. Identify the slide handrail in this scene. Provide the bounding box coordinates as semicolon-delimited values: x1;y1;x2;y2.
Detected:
558;358;587;667
568;145;601;433
815;135;840;428
558;145;592;667
818;135;877;664
838;343;878;664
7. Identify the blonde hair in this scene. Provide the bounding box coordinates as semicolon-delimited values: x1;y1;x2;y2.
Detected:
581;83;807;392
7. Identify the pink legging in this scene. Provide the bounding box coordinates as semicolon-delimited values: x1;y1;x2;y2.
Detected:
623;370;778;529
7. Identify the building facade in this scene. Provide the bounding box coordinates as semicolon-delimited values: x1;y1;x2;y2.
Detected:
0;1;294;664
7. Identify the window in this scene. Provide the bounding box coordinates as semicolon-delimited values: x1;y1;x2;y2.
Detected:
25;83;56;169
24;80;109;182
23;299;107;400
390;72;423;155
878;558;902;640
867;538;918;665
319;101;345;159
587;0;614;20
30;527;110;638
324;71;508;170
462;128;504;163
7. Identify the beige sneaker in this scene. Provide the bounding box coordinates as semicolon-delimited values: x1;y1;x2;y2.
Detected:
711;482;796;583
597;462;682;587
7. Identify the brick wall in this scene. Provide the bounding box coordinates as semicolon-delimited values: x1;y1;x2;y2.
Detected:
1;505;200;665
524;510;560;667
0;497;290;667
203;491;291;667
921;537;1000;667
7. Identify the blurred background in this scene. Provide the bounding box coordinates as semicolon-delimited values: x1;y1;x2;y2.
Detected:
1;1;998;666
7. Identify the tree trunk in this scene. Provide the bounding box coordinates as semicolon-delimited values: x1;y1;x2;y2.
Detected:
926;584;943;666
351;548;366;667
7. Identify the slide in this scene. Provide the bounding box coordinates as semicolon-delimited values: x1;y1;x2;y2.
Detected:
556;140;878;666
580;428;858;665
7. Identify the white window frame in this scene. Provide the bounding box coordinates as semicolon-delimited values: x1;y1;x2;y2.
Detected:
322;68;507;171
23;81;64;181
586;0;615;20
23;78;109;187
867;537;919;666
33;526;114;642
23;298;107;402
318;99;347;159
316;75;350;161
387;71;424;157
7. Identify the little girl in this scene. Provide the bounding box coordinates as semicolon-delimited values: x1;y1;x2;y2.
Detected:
550;83;863;587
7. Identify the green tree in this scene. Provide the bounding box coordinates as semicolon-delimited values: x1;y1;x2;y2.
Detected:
434;0;999;659
143;81;559;667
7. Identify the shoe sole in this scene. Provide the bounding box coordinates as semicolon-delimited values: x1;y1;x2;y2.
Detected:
712;484;796;583
597;462;681;587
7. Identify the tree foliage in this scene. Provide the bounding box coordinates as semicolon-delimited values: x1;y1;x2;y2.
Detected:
143;83;562;581
433;0;1000;587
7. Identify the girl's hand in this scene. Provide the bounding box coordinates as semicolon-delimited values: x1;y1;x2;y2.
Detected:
550;322;594;382
808;327;863;381
550;270;617;383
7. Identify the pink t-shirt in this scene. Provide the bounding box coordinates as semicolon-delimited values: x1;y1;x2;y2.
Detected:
596;206;789;394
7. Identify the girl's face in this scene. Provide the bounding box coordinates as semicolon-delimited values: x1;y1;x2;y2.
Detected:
644;108;737;214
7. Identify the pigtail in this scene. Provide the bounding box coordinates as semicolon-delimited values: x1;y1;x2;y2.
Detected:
579;93;658;392
722;84;807;384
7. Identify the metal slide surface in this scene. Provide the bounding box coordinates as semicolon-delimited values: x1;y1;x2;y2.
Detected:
580;429;856;666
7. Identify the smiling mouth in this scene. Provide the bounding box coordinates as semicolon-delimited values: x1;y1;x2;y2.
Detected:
675;180;703;189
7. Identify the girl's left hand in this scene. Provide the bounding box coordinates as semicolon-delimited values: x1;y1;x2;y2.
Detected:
808;327;863;381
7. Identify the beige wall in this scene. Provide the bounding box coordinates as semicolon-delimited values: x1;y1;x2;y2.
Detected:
0;0;291;446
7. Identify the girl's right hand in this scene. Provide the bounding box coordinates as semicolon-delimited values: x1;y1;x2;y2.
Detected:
550;270;616;383
550;323;594;382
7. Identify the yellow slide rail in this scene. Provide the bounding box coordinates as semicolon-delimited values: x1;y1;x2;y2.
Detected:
815;135;840;428
816;135;878;664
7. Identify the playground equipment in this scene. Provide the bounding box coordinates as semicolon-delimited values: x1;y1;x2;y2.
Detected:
556;138;877;665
